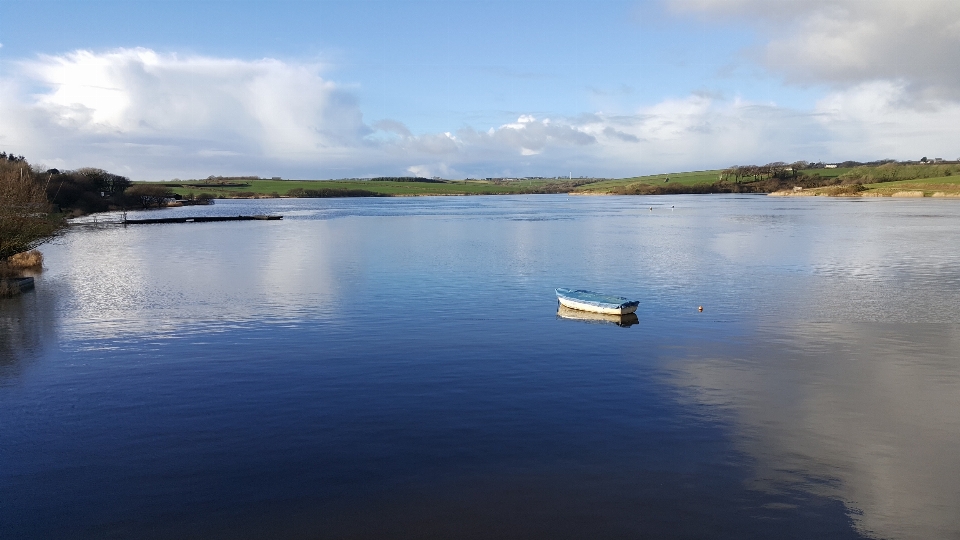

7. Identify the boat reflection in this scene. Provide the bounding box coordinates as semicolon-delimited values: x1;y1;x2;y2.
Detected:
556;304;639;327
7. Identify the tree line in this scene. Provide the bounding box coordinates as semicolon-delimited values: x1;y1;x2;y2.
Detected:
0;152;173;262
45;167;133;214
719;162;808;183
1;154;66;261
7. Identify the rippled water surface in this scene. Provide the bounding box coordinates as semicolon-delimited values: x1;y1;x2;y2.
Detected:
3;195;960;539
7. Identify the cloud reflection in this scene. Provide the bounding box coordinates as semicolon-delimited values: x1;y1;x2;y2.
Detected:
670;321;960;539
44;221;344;340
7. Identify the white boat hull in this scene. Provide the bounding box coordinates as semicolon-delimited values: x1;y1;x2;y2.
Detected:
558;296;638;315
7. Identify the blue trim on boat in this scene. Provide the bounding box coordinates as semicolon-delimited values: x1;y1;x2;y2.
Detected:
555;288;639;310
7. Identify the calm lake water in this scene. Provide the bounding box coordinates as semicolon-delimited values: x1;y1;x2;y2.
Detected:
3;194;960;539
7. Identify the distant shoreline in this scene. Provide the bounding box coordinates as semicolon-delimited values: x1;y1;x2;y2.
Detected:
134;164;960;202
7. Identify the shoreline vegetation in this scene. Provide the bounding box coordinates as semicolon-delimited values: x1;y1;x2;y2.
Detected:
151;175;602;199
143;162;960;200
3;151;959;292
3;152;960;254
0;154;65;277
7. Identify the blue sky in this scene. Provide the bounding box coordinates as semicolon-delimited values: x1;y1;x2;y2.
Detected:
2;0;959;179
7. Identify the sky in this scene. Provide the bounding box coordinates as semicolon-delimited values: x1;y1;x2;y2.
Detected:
1;0;959;180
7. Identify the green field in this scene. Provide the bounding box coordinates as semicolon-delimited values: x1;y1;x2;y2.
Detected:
862;176;960;196
571;168;846;194
801;167;855;179
143;169;836;198
142;164;960;199
151;178;594;198
572;170;723;193
780;165;960;197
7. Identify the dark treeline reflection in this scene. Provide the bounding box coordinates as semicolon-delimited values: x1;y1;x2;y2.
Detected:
0;283;56;380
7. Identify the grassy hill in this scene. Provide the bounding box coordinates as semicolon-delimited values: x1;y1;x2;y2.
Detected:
572;170;722;193
861;176;960;196
143;178;602;198
772;164;960;197
139;163;960;200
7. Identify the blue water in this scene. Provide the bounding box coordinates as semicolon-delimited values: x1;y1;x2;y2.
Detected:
3;195;960;538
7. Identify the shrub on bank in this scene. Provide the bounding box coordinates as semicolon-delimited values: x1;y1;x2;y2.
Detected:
0;250;42;297
7;250;43;269
822;184;866;196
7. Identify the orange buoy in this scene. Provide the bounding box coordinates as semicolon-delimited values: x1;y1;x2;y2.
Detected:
698;306;703;312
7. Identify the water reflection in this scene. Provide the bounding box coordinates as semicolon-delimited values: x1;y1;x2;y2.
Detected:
556;304;639;327
670;321;960;540
0;283;57;381
41;219;345;340
4;195;960;538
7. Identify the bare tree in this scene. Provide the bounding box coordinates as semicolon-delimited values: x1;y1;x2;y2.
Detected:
789;161;809;178
765;162;788;179
724;166;749;183
0;161;64;261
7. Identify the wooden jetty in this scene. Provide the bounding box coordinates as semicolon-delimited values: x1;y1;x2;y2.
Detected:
123;215;282;225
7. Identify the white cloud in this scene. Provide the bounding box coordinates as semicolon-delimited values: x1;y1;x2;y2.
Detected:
670;0;960;97
371;119;412;138
656;0;960;165
2;46;958;179
813;81;960;161
0;48;368;177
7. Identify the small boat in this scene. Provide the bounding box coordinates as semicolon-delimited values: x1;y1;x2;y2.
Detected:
555;288;639;315
556;304;639;327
